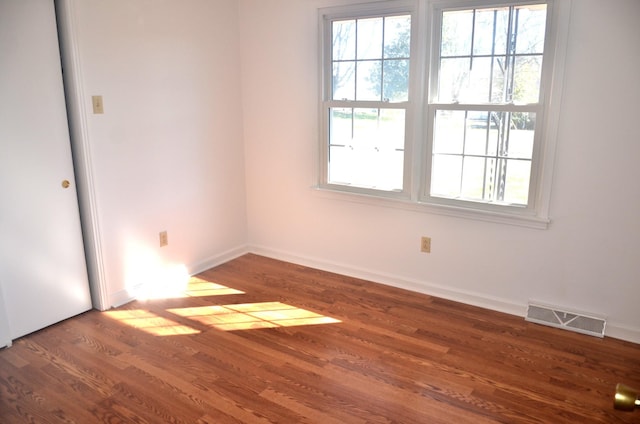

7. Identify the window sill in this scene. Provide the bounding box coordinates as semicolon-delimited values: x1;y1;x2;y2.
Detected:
311;186;550;230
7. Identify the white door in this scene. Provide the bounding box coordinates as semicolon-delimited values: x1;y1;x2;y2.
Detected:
0;0;92;343
0;282;10;347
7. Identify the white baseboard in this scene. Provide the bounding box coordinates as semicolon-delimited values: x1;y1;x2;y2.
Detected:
108;288;135;309
106;244;250;309
188;244;250;276
604;322;640;345
106;244;640;344
248;245;640;345
248;245;525;317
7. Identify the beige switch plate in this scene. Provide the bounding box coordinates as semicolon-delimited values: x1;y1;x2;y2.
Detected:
420;236;431;253
159;231;168;247
92;95;104;114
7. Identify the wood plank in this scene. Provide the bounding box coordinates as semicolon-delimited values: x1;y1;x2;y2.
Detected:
0;253;639;423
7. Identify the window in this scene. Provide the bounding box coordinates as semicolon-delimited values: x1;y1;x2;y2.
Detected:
321;3;414;194
427;2;547;211
319;0;568;227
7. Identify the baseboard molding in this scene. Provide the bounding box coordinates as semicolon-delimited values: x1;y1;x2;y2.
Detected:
109;289;134;309
188;244;250;276
604;322;640;345
248;245;640;345
106;244;250;309
105;244;640;344
248;245;526;317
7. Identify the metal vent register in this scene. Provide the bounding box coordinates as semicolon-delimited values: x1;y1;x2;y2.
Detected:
526;302;606;338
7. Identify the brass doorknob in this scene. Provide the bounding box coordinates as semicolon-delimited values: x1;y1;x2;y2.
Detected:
614;383;640;411
62;180;70;189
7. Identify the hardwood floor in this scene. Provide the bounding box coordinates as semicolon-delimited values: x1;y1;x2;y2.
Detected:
1;254;639;423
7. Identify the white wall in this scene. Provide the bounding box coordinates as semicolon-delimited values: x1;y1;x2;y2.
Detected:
62;0;248;306
57;0;639;342
239;0;640;342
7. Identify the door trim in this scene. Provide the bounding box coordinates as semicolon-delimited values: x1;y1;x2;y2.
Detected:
55;0;109;311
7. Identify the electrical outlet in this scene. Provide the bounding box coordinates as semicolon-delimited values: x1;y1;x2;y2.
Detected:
159;231;168;247
420;236;431;253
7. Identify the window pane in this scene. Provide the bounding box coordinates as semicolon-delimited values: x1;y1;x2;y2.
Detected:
468;57;493;103
503;159;531;205
438;57;470;103
491;56;507;102
330;108;352;145
384;15;411;58
328;144;352;184
461;156;490;200
433;110;464;154
506;112;535;159
486;113;501;156
353;108;379;139
356;60;382;101
473;8;509;56
333;61;355;100
513;55;542;104
328;109;353;185
377;109;405;189
333;20;355;62
441;10;472;57
383;59;409;102
514;5;547;54
357;18;383;60
465;111;493;156
379;109;406;151
386;150;405;190
431;154;462;197
328;108;404;191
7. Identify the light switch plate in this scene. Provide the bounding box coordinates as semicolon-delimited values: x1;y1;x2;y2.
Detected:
92;95;104;114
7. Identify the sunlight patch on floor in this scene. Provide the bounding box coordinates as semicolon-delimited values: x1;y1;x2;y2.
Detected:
109;277;340;334
185;277;245;297
168;302;342;331
133;276;245;300
104;309;200;336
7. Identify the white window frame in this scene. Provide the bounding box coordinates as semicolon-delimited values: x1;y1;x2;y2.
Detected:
317;0;570;229
318;0;419;200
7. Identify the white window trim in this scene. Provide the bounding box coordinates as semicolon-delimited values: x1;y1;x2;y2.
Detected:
316;0;571;229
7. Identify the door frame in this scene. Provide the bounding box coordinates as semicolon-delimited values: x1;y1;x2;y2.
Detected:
55;0;109;311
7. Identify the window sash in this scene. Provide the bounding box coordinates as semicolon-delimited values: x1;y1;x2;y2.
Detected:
423;0;551;213
320;2;417;199
424;102;543;211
